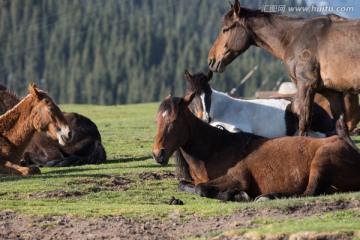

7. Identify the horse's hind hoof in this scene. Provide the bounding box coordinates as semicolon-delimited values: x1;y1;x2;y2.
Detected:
350;128;360;136
254;192;287;202
254;196;271;202
234;191;250;202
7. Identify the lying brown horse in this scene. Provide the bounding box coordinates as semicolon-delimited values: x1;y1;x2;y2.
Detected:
0;84;73;175
0;85;106;167
152;93;360;201
207;0;360;140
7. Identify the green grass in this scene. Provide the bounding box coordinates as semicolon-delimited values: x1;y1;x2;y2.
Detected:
1;103;360;238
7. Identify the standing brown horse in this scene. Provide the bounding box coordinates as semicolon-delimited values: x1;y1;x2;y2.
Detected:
0;84;73;175
152;93;360;201
207;0;360;139
0;84;106;167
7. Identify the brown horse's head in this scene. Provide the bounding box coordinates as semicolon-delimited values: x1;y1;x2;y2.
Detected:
152;92;196;165
28;84;73;146
208;0;251;72
184;69;213;123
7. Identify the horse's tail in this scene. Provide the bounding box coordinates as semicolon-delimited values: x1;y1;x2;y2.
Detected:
174;150;193;182
45;140;107;167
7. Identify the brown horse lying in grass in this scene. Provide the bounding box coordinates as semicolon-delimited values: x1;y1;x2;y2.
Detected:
0;84;73;175
152;93;360;201
0;84;106;167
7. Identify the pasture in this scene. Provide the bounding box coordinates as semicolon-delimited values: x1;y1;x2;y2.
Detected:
0;103;360;239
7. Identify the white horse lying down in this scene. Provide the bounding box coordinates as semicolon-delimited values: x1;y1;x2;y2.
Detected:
184;70;335;138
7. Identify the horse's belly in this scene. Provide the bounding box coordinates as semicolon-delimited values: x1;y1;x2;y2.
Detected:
320;49;360;92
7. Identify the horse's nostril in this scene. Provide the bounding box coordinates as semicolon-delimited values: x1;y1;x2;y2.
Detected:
208;59;214;67
159;149;165;157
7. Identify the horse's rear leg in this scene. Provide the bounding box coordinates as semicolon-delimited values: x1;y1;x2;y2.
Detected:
301;149;330;197
321;91;350;138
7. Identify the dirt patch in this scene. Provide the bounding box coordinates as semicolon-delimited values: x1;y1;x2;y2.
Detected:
0;199;359;239
27;190;83;199
70;175;134;191
138;171;175;180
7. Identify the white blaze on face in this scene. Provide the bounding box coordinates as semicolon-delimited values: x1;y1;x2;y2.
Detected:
162;110;169;118
199;93;210;122
56;125;72;146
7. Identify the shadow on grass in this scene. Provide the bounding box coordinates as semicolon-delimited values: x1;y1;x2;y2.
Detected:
0;160;174;183
105;155;152;164
352;139;360;145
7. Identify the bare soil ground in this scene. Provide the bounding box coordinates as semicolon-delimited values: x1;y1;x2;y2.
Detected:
0;198;359;240
1;172;359;239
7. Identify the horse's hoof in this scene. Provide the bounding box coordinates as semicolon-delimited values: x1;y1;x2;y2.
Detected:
234;191;251;202
255;193;287;201
254;196;271;202
28;167;41;175
350;128;360;136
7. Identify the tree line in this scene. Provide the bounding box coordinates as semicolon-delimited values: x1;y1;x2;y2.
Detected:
0;0;310;105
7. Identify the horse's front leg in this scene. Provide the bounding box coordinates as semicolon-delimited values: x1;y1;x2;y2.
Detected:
194;175;250;202
297;81;316;136
293;51;320;136
1;161;41;175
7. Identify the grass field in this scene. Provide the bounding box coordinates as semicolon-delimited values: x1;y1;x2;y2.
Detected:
1;102;360;238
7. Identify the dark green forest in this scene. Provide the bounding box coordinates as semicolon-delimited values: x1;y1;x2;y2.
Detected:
0;0;310;105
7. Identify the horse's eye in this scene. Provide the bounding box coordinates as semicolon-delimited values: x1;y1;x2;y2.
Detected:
223;23;236;33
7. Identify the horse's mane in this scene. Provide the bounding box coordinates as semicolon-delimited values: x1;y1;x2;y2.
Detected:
0;84;22;115
222;7;304;27
0;94;30;120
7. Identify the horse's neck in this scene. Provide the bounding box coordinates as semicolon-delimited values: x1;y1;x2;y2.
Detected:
180;110;254;182
181;110;225;158
0;95;36;150
180;109;244;164
0;90;21;115
245;12;304;60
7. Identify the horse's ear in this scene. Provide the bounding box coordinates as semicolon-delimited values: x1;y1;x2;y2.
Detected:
233;0;241;17
166;92;173;100
29;84;43;100
184;69;192;81
228;1;234;9
182;91;196;106
207;70;213;82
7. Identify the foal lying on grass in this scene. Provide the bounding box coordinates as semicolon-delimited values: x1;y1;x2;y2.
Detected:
0;84;73;175
0;84;106;167
152;92;360;201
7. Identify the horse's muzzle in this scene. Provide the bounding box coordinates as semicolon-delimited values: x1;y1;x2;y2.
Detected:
152;148;169;165
208;58;225;73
